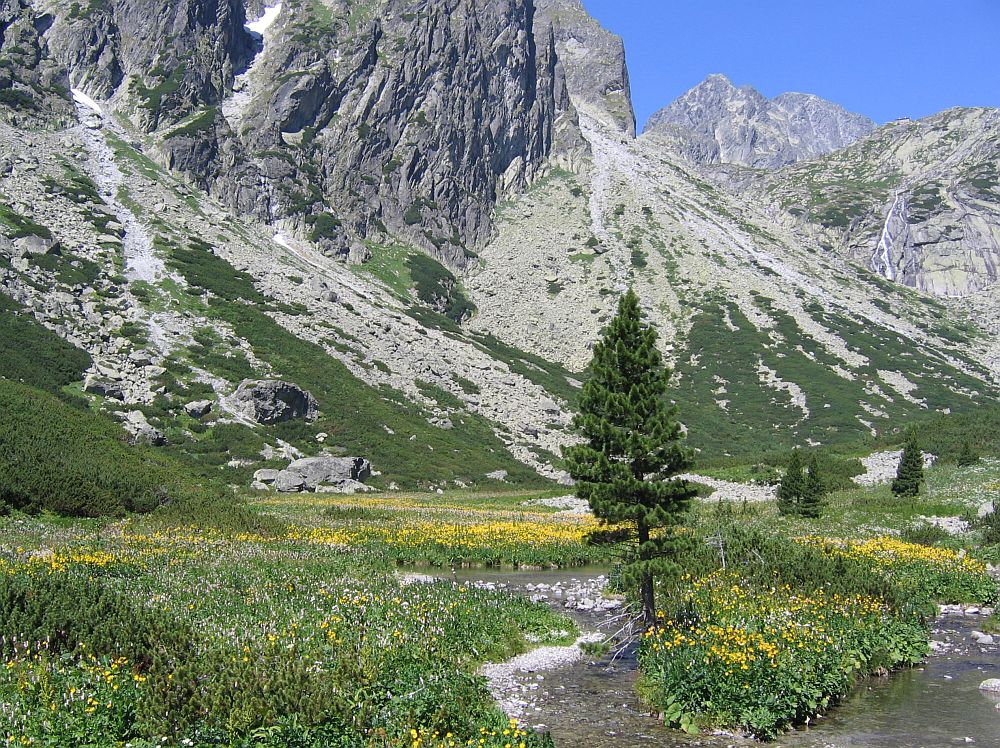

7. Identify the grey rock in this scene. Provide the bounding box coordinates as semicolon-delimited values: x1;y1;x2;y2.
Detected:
644;74;875;168
980;679;1000;693
184;399;213;418
14;234;60;256
486;470;509;481
315;479;374;495
281;455;372;490
273;471;307;493
232;379;318;424
123;410;165;446
253;469;280;485
539;397;561;415
971;631;995;645
83;374;124;400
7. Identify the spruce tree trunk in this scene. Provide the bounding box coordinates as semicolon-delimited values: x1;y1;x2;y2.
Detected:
638;520;655;627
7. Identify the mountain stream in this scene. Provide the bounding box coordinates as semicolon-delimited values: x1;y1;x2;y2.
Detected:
448;569;1000;748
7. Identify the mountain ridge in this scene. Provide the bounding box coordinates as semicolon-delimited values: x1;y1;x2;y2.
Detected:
643;73;877;168
0;0;997;488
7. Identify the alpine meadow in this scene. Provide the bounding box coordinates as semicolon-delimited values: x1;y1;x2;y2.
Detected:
1;1;999;746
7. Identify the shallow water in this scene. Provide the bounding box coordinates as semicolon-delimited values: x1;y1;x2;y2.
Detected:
452;569;1000;748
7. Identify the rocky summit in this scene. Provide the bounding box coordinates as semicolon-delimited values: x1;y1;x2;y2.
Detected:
643;74;877;168
0;0;998;488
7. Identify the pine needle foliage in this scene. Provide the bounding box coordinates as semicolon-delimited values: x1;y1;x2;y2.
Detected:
563;289;697;626
798;454;826;519
777;449;805;516
892;431;925;499
957;440;980;468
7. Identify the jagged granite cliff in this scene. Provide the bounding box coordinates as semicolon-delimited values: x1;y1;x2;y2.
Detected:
0;0;75;127
41;0;580;267
534;0;634;137
44;0;254;130
643;74;876;168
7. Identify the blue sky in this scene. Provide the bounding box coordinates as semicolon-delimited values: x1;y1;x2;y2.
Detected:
580;0;1000;130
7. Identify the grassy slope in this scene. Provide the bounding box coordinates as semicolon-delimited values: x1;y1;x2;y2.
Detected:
158;237;549;488
673;296;993;459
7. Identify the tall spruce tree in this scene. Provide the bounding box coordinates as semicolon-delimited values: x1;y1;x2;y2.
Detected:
777;449;805;516
563;289;697;627
892;431;925;498
798;455;825;518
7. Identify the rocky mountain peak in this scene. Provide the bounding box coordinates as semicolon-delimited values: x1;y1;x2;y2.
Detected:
642;74;876;168
534;0;635;137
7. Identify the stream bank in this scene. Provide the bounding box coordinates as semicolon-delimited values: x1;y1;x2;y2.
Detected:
454;569;1000;748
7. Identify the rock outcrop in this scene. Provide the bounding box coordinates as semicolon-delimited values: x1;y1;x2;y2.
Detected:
535;0;635;137
256;456;372;494
232;379;318;425
751;107;1000;297
122;409;166;446
44;0;585;264
643;74;875;168
0;0;75;128
45;0;254;131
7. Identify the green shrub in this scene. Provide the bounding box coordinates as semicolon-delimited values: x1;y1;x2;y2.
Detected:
0;295;92;394
407;252;476;322
308;212;342;242
0;380;207;517
0;203;52;239
982;508;1000;546
900;523;951;547
0;88;36;110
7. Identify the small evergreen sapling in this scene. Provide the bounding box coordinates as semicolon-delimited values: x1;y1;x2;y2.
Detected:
563;289;697;627
957;441;980;468
798;455;825;519
777;449;805;516
892;431;925;499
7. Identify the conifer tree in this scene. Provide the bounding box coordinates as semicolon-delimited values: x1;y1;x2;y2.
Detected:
563;289;697;627
957;440;980;468
798;454;825;518
777;449;804;516
892;431;925;498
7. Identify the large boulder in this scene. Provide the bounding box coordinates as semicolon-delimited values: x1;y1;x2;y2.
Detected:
272;455;372;493
83;374;124;400
14;234;60;256
232;379;318;424
122;410;166;446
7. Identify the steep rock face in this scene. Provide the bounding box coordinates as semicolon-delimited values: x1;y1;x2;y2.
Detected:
534;0;634;137
44;0;254;130
0;0;74;127
751;107;1000;297
29;0;581;265
187;0;577;266
643;74;875;168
